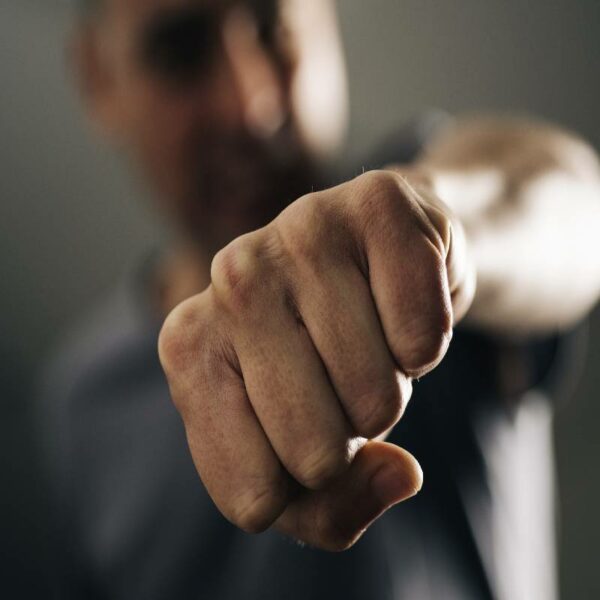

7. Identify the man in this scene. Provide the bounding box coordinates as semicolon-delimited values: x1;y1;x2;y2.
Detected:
40;0;600;598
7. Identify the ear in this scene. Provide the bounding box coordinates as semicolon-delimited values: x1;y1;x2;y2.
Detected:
68;24;123;137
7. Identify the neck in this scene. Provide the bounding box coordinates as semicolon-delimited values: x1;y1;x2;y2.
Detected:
154;239;212;317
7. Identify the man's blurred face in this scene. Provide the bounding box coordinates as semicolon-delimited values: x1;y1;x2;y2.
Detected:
78;0;348;248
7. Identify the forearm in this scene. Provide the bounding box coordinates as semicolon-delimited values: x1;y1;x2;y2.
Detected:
415;116;600;335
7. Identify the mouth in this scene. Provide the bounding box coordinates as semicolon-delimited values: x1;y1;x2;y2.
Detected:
194;123;308;210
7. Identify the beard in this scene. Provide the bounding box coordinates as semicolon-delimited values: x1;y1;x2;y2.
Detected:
181;120;320;252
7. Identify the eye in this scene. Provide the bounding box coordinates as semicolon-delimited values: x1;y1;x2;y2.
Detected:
140;9;219;86
245;0;279;46
255;14;278;46
248;0;295;71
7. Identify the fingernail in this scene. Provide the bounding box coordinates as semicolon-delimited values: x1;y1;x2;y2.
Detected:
371;465;421;507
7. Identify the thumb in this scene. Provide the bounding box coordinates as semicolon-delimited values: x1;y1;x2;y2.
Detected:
274;440;423;551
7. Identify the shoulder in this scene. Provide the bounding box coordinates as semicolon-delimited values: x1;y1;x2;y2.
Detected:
37;275;162;415
34;269;166;506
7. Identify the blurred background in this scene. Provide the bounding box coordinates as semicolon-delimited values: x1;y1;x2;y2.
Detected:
1;0;599;597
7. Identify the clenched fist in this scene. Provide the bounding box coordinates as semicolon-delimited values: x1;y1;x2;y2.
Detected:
158;170;475;551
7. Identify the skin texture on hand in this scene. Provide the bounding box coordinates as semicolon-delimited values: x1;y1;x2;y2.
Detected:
158;170;475;551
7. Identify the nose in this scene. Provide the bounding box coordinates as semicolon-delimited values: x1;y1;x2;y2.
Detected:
216;7;287;138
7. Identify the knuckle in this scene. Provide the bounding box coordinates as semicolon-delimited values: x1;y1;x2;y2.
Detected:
294;443;351;491
210;234;265;312
276;193;332;269
357;170;402;199
158;292;226;417
228;480;287;534
354;170;404;223
158;297;202;377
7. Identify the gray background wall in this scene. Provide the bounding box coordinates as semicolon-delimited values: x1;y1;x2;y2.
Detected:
1;0;599;597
